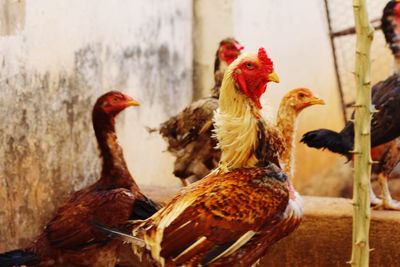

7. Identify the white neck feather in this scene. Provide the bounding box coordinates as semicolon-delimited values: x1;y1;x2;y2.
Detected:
213;69;261;171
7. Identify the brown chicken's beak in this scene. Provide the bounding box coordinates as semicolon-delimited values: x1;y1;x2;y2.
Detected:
126;99;140;107
234;43;245;51
309;96;325;105
268;71;280;83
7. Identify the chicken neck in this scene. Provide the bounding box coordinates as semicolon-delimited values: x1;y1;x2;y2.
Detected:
212;60;229;98
276;102;299;178
92;111;138;190
214;69;262;171
215;70;298;201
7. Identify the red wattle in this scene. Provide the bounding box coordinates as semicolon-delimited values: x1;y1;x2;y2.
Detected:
234;72;249;97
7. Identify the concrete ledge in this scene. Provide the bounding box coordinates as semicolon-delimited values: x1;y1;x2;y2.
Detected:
141;186;400;267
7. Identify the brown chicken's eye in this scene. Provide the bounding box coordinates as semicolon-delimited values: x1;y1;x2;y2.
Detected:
298;93;305;98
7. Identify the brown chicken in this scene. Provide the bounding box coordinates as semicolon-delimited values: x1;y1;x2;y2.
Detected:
158;38;243;185
276;88;325;177
0;91;159;266
97;48;302;266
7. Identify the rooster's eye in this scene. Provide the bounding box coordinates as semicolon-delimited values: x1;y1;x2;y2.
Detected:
112;97;119;102
246;63;254;70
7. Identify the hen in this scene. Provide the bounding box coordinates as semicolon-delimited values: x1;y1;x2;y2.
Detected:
97;48;302;266
158;38;243;185
301;1;400;210
276;88;325;177
0;91;159;266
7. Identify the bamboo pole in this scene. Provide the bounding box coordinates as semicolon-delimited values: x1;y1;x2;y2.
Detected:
350;0;374;266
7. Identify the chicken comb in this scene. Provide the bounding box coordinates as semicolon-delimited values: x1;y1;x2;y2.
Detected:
258;47;273;67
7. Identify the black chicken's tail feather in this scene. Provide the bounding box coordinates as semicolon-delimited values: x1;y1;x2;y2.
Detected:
300;129;352;159
0;249;39;267
130;197;160;220
89;221;145;247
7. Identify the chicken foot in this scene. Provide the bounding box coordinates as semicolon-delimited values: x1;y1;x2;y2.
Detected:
374;173;400;210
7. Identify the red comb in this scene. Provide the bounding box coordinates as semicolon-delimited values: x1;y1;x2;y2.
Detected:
258;47;273;67
395;2;400;15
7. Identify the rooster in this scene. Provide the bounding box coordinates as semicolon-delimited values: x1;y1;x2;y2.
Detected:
301;1;400;210
0;91;159;266
157;38;243;185
96;48;302;266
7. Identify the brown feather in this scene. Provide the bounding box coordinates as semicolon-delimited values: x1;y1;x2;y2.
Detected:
159;97;220;181
133;165;289;266
371;138;400;177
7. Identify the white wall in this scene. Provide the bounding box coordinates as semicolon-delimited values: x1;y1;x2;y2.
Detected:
233;0;338;113
193;0;234;99
0;0;192;249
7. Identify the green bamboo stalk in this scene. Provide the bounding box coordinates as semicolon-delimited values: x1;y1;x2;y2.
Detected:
350;0;374;266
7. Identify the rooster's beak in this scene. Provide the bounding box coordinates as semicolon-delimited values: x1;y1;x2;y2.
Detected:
309;96;325;105
126;99;140;107
268;72;280;83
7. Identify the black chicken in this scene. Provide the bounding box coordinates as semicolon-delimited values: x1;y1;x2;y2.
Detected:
301;74;400;156
301;1;400;210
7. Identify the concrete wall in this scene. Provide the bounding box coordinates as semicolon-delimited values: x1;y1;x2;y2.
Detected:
0;0;192;250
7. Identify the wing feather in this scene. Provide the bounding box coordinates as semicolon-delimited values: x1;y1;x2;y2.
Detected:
45;188;135;250
159;97;218;153
143;166;289;265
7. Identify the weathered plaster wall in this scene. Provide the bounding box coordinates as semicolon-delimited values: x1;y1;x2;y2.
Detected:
0;0;192;250
192;0;233;99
